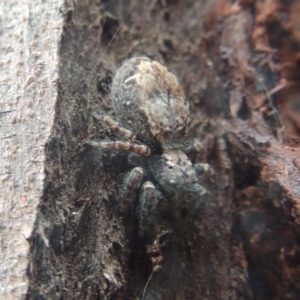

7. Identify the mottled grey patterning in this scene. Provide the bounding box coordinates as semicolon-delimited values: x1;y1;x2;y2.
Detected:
87;56;213;235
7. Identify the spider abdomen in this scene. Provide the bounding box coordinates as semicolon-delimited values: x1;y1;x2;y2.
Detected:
111;56;190;149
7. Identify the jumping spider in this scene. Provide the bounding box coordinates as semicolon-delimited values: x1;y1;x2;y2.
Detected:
87;56;212;235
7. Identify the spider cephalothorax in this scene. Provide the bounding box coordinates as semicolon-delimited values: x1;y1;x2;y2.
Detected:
87;56;212;235
118;148;209;235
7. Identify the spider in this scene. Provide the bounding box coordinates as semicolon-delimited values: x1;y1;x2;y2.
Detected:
87;56;212;235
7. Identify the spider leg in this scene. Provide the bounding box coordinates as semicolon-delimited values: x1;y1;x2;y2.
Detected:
138;181;159;236
193;185;208;210
86;140;150;156
120;167;144;214
194;163;215;182
181;138;203;154
181;182;207;212
92;112;136;140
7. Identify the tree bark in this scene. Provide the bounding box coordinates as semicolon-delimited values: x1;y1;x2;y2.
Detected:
0;0;62;298
2;0;300;299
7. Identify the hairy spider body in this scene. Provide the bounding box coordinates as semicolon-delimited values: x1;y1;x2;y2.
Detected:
88;56;212;235
124;149;207;235
111;56;190;149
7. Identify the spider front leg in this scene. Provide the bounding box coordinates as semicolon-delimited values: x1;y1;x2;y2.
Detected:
194;163;216;182
138;181;159;237
86;139;150;156
91;112;136;140
120;167;144;214
182;138;203;154
87;113;151;155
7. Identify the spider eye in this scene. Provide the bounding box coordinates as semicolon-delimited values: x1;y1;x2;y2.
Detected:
168;165;173;169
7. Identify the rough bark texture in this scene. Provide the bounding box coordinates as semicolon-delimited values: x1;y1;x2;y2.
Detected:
2;0;300;299
0;0;62;298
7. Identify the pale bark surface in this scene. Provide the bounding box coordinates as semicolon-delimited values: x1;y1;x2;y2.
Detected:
1;0;300;299
0;0;62;298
